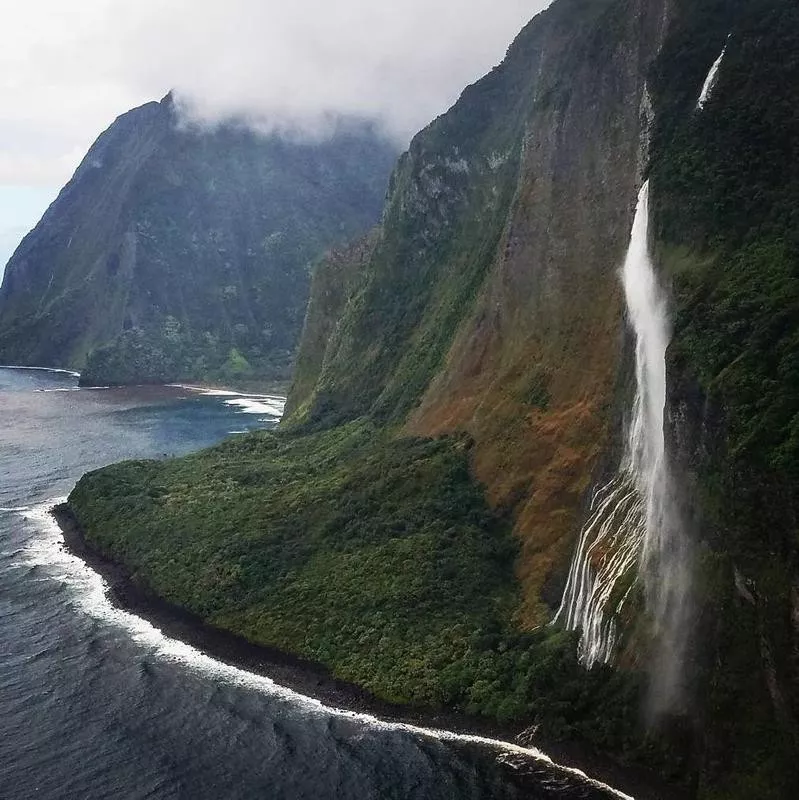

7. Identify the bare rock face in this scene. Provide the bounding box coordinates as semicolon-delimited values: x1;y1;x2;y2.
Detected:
0;94;398;385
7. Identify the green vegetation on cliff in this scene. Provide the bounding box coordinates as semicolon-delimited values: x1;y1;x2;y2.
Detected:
0;95;397;385
284;231;379;422
649;0;799;796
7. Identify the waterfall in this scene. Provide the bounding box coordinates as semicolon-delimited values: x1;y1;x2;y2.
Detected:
697;42;728;109
554;182;691;707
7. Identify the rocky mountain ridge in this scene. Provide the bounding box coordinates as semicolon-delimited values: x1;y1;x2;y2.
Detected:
0;94;397;385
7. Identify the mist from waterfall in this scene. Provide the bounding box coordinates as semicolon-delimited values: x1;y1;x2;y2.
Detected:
553;181;692;712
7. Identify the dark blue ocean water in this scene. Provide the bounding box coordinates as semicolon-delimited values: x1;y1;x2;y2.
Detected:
0;367;629;800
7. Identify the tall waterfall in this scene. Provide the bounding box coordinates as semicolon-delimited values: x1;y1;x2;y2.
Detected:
554;182;691;706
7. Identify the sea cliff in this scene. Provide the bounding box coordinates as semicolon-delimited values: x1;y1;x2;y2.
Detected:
65;0;799;796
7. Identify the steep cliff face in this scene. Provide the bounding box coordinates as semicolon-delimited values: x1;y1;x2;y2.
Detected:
650;0;799;795
283;230;380;421
0;95;397;384
290;0;669;626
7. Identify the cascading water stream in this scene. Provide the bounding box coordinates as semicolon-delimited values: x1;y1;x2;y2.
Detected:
697;41;728;109
553;182;689;699
551;42;733;697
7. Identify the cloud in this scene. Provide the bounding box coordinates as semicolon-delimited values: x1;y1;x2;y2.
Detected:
0;1;551;188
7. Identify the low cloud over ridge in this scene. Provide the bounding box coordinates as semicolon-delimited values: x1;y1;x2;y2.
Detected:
2;0;551;187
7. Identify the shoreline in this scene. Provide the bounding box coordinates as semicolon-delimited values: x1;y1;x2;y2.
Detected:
0;365;288;400
167;381;290;398
75;375;292;395
0;364;81;377
53;503;684;800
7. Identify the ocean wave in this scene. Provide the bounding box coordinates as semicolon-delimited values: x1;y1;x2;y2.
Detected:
168;385;240;397
33;386;109;392
166;384;286;417
223;398;284;416
169;384;286;402
0;365;81;377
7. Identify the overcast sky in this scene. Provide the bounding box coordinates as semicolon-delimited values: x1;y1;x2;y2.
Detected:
0;0;551;273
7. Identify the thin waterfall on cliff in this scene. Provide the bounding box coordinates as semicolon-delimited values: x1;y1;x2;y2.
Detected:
553;182;691;707
697;41;728;109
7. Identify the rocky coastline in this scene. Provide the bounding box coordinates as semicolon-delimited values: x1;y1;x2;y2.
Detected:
52;502;684;800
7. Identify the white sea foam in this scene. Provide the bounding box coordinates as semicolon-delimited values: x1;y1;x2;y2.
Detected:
168;385;240;397
224;397;284;416
169;384;286;401
33;386;110;393
0;506;30;513
16;500;634;800
167;384;286;417
0;365;80;377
